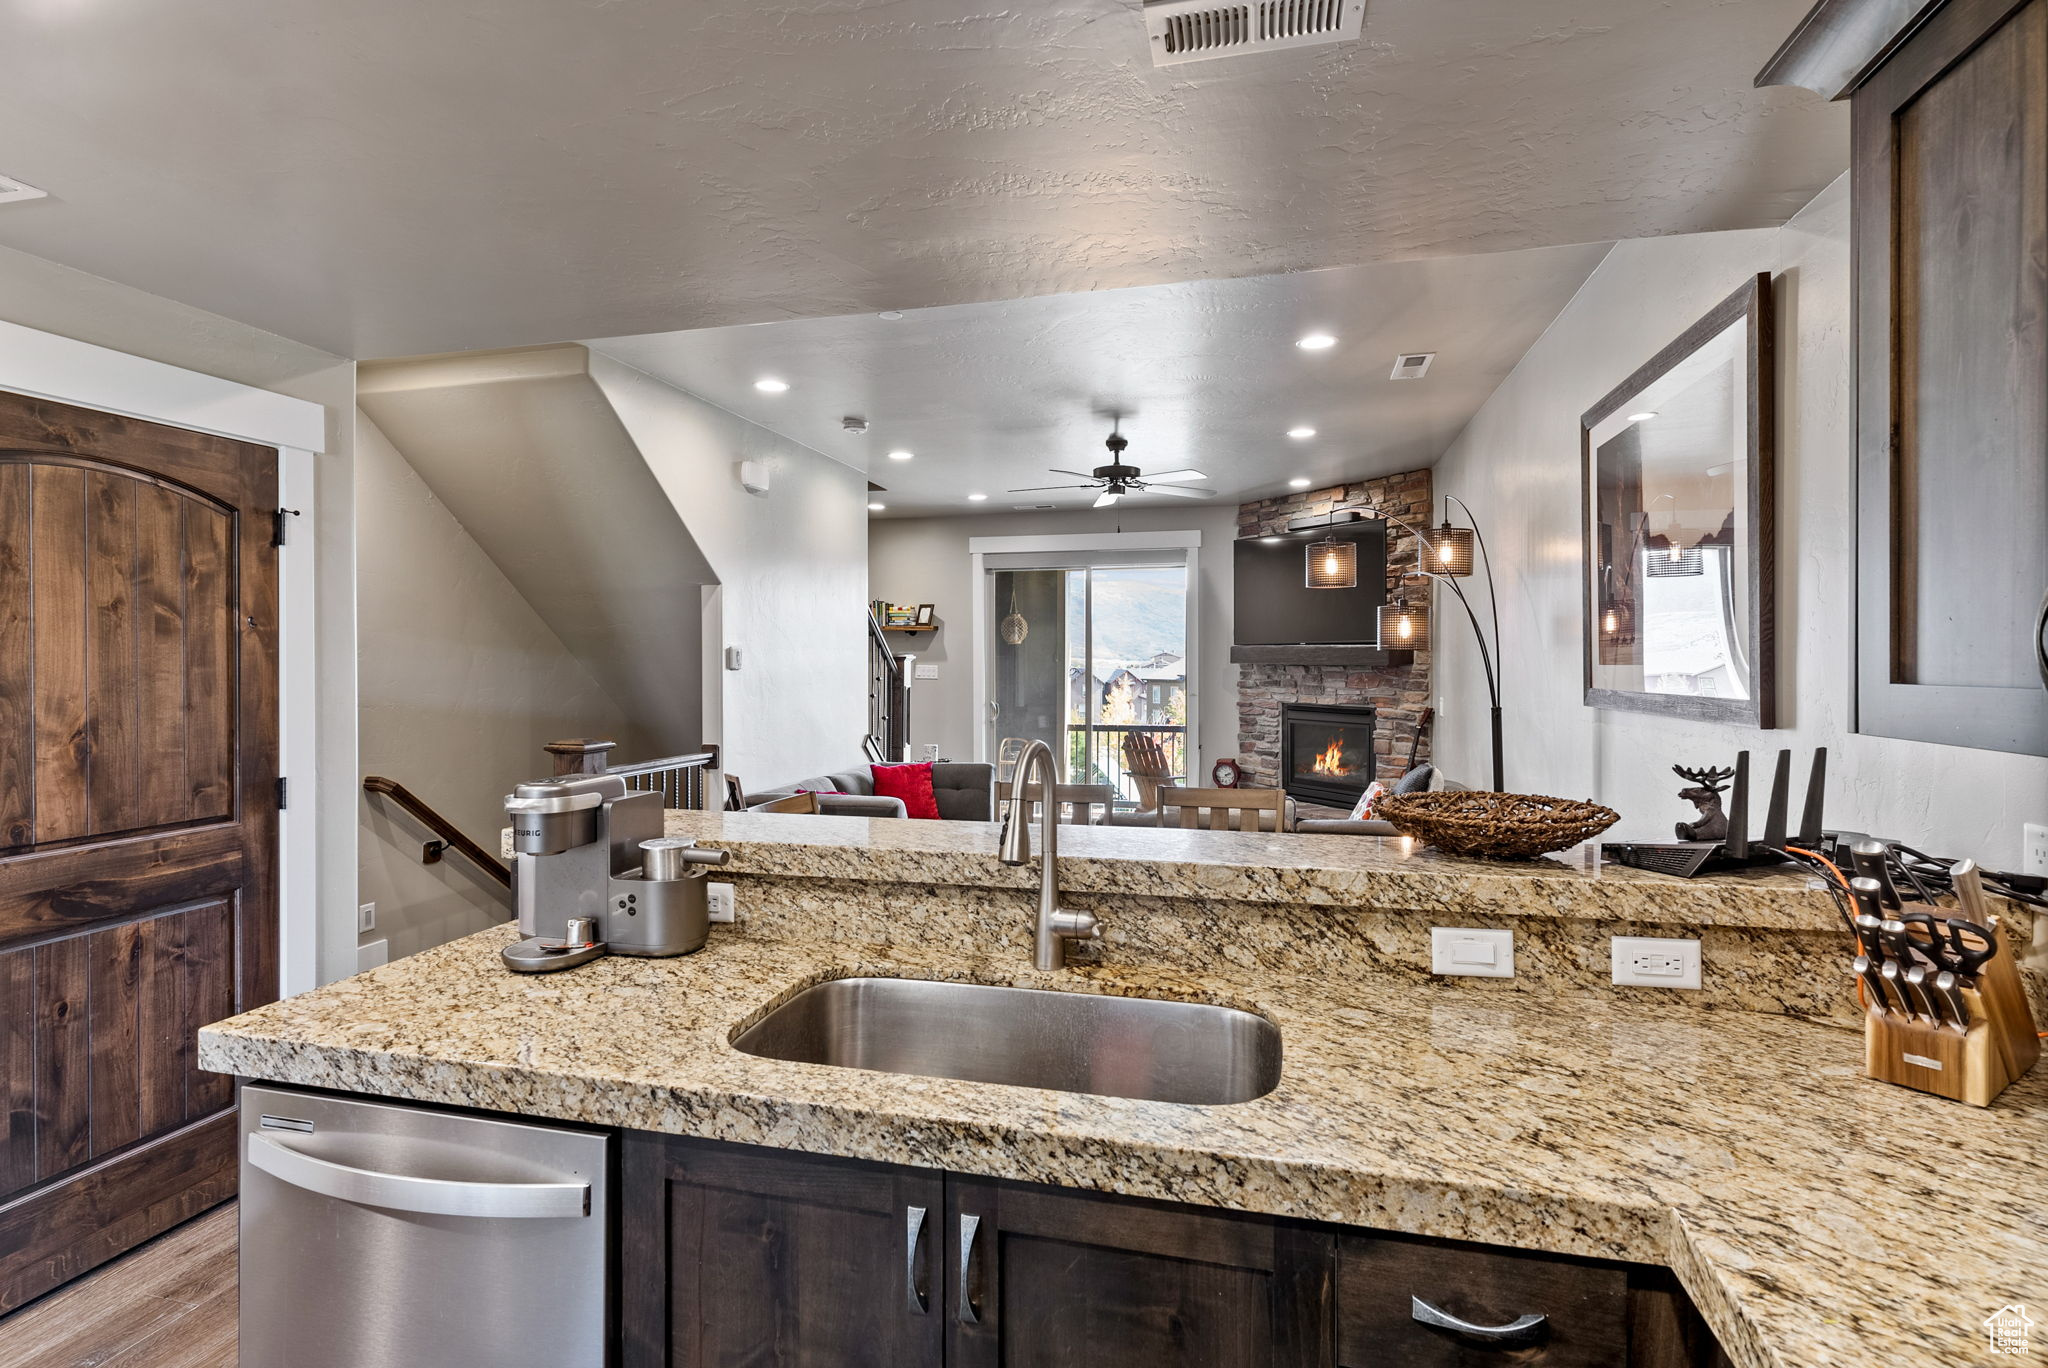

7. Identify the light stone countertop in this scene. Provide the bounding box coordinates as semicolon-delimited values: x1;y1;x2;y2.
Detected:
501;809;1850;931
203;906;2048;1368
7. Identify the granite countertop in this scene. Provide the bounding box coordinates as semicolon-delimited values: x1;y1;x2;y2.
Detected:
500;810;1846;931
202;914;2048;1368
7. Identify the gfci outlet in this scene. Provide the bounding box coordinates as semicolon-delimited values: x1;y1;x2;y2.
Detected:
706;882;736;924
1430;927;1513;978
2024;823;2048;877
1612;936;1701;989
357;901;377;933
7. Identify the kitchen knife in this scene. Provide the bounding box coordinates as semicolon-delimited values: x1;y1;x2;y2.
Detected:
1900;911;1966;1032
1851;952;1894;1017
1850;840;1905;911
1880;917;1938;1023
1851;892;1907;1017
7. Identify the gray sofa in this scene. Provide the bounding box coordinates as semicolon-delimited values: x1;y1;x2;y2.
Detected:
745;762;996;822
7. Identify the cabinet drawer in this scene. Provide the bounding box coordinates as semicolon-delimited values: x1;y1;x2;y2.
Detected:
1336;1233;1628;1367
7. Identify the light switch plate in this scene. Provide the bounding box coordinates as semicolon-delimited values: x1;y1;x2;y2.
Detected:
1430;927;1513;978
915;663;939;680
357;901;377;933
1611;935;1702;989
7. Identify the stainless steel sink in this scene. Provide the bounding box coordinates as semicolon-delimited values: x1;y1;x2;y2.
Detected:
731;978;1282;1105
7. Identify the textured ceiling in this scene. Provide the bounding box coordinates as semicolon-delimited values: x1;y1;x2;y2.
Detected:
593;241;1615;515
0;0;1842;357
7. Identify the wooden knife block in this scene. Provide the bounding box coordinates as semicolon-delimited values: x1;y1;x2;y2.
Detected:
1864;915;2041;1107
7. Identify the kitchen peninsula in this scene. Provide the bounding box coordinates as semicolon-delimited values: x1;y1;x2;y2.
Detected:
201;815;2048;1368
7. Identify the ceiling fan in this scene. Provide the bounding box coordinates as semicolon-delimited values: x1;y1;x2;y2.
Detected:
1008;424;1214;509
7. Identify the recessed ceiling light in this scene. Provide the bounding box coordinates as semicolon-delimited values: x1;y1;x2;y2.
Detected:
1287;426;1317;440
1627;410;1658;423
754;377;790;394
867;502;885;511
967;493;988;502
879;311;904;321
1296;333;1337;351
887;449;914;461
1289;477;1312;489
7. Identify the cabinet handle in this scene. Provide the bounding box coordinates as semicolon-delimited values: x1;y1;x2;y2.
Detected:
957;1213;982;1324
904;1205;929;1314
1411;1296;1547;1341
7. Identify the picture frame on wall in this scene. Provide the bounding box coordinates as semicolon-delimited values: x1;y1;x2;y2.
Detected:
1580;272;1776;728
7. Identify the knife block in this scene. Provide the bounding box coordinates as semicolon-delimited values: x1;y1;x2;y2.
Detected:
1863;914;2041;1107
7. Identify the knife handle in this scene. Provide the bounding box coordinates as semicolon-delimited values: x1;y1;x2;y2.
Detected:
1850;840;1903;910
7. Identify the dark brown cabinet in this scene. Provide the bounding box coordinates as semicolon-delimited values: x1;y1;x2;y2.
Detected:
947;1176;1332;1368
622;1133;1727;1368
622;1134;945;1368
1851;0;2048;754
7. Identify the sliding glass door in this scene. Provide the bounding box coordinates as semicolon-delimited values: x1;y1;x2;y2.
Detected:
985;554;1190;806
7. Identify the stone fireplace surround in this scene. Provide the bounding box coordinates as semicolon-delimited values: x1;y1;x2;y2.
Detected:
1234;469;1432;804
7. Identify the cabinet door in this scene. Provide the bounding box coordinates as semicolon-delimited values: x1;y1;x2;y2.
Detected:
1853;0;2048;754
622;1133;945;1368
946;1175;1334;1368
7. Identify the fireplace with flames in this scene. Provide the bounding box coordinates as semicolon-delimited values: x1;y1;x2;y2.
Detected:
1280;702;1378;809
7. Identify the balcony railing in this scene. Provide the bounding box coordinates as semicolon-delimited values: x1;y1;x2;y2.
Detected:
1065;723;1187;808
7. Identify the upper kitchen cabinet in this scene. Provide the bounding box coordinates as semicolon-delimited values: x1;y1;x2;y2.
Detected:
1768;0;2048;753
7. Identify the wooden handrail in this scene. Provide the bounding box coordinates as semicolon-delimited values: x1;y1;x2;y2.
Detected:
362;776;513;888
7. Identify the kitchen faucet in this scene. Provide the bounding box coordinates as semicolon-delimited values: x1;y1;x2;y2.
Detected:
998;739;1102;970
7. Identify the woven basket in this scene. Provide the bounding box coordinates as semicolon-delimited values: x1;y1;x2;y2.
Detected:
1374;791;1619;860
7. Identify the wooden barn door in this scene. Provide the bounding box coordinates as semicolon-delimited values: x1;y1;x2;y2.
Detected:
0;389;278;1312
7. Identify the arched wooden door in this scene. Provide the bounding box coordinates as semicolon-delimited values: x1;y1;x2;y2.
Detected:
0;389;278;1311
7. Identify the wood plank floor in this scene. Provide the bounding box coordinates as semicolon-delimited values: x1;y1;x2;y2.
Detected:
0;1201;236;1368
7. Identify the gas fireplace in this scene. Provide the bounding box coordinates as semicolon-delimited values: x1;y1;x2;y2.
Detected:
1280;703;1378;808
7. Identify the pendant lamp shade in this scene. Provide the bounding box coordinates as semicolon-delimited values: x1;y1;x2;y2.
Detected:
1305;536;1358;589
1427;523;1476;577
1378;595;1429;651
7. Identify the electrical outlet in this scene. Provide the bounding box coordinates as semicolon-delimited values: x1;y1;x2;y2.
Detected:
1429;927;1513;978
357;901;377;933
2024;823;2048;877
706;882;736;923
1611;936;1701;989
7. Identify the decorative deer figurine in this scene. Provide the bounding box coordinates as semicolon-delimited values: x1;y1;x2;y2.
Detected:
1672;764;1737;842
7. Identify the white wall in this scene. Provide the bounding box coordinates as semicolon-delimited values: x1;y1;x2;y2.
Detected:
1433;175;2048;866
0;241;363;986
355;415;656;962
590;353;870;790
867;504;1241;774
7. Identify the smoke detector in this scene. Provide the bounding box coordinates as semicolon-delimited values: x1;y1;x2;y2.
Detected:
1143;0;1365;66
1389;352;1435;380
0;174;48;207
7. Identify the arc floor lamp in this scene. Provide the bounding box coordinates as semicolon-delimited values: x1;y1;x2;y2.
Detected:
1305;497;1504;792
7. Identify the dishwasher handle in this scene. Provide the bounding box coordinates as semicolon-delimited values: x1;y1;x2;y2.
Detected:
247;1133;591;1219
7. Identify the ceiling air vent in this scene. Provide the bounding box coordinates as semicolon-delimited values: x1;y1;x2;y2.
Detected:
1144;0;1365;66
1389;352;1435;380
0;174;48;207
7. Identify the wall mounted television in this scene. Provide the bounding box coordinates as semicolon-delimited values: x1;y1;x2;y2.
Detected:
1232;520;1390;646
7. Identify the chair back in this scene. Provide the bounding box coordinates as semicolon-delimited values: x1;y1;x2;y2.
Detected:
997;780;1118;826
749;791;822;815
1157;785;1289;833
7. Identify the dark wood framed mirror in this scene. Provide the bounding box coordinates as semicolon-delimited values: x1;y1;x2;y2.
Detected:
1580;273;1776;727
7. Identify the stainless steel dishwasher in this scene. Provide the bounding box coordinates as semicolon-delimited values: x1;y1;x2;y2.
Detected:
238;1084;610;1368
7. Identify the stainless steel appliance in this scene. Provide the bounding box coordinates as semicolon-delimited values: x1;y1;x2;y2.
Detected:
238;1084;610;1368
502;775;728;972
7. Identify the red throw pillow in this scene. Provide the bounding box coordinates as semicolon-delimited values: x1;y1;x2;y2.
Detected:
870;763;941;820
